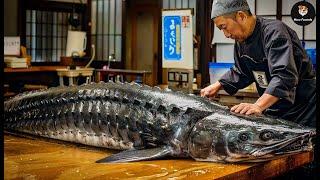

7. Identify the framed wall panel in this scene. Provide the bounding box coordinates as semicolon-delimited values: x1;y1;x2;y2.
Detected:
305;17;316;40
91;0;123;61
256;0;276;15
216;44;235;63
247;0;255;14
282;16;303;39
304;41;316;49
25;10;73;62
282;0;300;15
162;0;196;33
212;26;234;44
260;16;277;19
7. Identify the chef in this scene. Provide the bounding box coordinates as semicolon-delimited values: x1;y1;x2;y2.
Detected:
200;0;316;128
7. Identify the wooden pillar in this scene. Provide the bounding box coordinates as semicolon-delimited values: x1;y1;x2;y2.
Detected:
276;0;282;20
197;0;213;88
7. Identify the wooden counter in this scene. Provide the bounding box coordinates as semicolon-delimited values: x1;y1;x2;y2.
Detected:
4;66;68;73
4;134;313;179
4;66;70;91
4;66;90;90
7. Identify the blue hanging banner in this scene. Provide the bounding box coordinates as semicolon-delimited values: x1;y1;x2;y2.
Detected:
163;16;181;60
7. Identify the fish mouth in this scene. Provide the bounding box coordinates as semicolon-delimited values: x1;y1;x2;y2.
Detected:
251;131;316;157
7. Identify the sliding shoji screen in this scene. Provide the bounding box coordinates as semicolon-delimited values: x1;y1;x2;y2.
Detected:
162;0;197;34
26;10;75;62
91;0;123;61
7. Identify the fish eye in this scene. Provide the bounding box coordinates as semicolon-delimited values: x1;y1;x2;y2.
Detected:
238;133;249;141
260;131;274;141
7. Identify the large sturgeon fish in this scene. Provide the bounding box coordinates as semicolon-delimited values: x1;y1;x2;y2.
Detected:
4;82;316;163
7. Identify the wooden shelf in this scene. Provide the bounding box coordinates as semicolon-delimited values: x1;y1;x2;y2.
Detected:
4;66;69;73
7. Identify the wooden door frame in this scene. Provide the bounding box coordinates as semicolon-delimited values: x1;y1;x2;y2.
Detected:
131;4;160;85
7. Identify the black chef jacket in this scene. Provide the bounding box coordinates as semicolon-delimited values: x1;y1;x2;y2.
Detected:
218;17;316;127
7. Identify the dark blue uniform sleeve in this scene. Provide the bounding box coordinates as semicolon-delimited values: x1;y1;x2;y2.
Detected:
264;34;298;104
218;45;254;95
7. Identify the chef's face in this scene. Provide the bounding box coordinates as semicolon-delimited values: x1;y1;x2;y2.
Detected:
214;12;248;42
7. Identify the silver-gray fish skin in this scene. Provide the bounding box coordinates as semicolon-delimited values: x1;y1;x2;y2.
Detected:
4;82;316;163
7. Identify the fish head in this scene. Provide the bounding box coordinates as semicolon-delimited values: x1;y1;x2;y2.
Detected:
187;113;316;162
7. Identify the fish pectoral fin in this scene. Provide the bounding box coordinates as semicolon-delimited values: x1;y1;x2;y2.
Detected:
96;146;173;163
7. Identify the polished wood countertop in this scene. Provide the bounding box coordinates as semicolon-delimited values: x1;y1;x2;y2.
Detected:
4;134;313;179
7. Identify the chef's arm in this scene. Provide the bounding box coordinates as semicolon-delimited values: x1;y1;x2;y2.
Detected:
254;93;280;111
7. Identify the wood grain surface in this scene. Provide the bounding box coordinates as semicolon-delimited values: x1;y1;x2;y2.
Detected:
4;134;313;180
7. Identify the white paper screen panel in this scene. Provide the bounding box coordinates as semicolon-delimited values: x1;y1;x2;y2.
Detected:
282;0;300;15
163;0;169;8
212;25;235;44
305;17;316;40
162;0;197;34
256;0;276;15
247;0;255;13
91;0;123;61
304;41;316;49
261;16;277;19
216;44;235;63
176;0;182;8
282;17;303;39
91;1;96;33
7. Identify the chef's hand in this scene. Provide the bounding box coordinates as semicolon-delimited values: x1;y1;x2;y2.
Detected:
230;103;263;115
200;81;222;98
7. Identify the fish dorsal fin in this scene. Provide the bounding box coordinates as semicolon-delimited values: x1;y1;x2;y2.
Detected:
96;146;172;163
